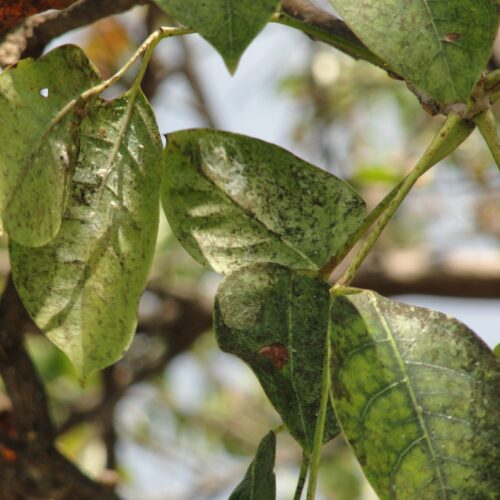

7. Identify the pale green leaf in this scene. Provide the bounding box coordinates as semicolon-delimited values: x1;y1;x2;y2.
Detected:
328;0;500;105
330;291;500;498
215;264;340;450
153;0;280;73
229;431;276;500
0;44;101;246
162;130;365;274
10;91;162;378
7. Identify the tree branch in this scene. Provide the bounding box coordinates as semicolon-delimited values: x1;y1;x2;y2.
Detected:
0;0;151;66
0;276;119;499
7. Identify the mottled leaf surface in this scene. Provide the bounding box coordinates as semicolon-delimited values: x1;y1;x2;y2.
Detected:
215;264;339;450
328;0;500;105
162;130;365;274
0;44;101;246
229;431;276;500
330;291;500;498
153;0;279;73
10;91;162;378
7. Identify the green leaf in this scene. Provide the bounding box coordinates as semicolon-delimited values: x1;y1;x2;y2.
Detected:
10;90;162;378
229;431;277;500
328;0;500;105
215;263;340;450
0;44;101;246
162;129;365;274
329;291;500;498
153;0;280;73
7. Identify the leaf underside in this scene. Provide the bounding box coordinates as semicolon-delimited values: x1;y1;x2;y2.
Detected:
153;0;280;73
162;129;366;275
329;0;500;105
215;263;340;451
10;91;162;378
229;431;277;500
330;291;500;498
0;44;101;246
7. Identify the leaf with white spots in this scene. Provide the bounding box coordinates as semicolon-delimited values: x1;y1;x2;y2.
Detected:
328;0;500;105
329;291;500;498
10;90;162;379
162;129;365;275
215;264;339;450
153;0;280;73
0;44;101;246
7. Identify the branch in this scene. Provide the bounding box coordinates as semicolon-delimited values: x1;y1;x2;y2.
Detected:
0;0;150;66
0;276;119;499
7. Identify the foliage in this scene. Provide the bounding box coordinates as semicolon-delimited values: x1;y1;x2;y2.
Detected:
0;0;499;497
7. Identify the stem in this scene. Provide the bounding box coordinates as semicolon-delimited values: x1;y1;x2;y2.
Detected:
272;12;388;72
306;333;331;500
474;108;500;171
321;116;474;279
294;451;310;500
336;113;466;288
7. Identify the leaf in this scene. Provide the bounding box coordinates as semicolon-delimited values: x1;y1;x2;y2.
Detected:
153;0;280;73
215;263;340;450
162;129;366;275
10;90;162;378
329;291;500;498
0;44;101;246
328;0;500;105
0;0;77;36
229;431;277;500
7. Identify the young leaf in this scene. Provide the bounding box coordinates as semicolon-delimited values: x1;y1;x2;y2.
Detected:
329;291;500;498
215;264;340;451
0;44;101;247
162;130;366;275
10;91;162;379
328;0;500;105
153;0;280;73
229;431;277;500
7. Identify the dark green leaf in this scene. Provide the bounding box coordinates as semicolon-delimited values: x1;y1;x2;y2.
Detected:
229;431;277;500
215;264;340;450
328;0;500;105
10;90;162;378
330;291;500;498
0;45;101;246
153;0;280;73
162;130;365;274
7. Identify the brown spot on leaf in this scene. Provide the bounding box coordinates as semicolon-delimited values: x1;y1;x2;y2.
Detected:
259;343;288;369
443;33;460;43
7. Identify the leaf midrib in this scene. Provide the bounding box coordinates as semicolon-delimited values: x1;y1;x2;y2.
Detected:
200;162;318;269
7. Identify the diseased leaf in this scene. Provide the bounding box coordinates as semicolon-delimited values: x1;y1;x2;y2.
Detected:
328;0;500;105
153;0;280;73
215;264;340;450
229;431;276;500
162;130;365;275
10;90;162;378
329;291;500;498
0;0;77;36
0;44;101;246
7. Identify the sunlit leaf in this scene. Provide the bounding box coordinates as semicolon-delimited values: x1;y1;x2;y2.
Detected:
330;291;500;498
215;263;339;450
162;129;365;275
229;431;276;500
0;45;101;246
328;0;500;105
153;0;280;73
10;90;162;378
